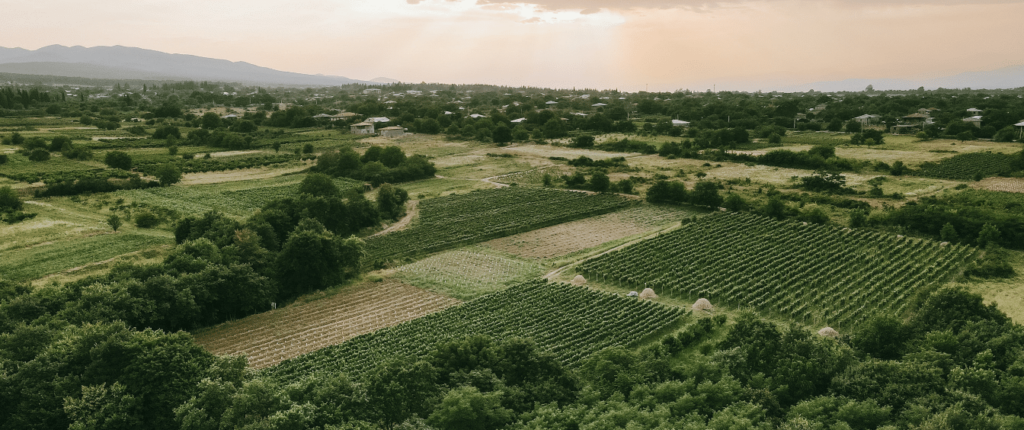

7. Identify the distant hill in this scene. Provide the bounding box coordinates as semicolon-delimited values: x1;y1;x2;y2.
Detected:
784;65;1024;92
369;77;400;84
0;45;377;87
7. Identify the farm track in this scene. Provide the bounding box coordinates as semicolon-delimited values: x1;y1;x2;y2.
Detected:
192;280;460;369
369;200;419;238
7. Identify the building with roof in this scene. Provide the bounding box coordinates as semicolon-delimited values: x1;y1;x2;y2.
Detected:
966;108;983;115
362;88;381;95
379;126;405;138
367;117;390;123
351;122;375;135
963;116;983;128
854;114;879;126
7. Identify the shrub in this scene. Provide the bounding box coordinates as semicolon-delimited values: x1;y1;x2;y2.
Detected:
105;151;133;170
0;186;23;212
28;149;50;161
134;211;160;228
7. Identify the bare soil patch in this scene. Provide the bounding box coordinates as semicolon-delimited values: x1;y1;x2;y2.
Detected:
482;206;686;259
973;177;1024;194
192;279;460;369
179;163;309;186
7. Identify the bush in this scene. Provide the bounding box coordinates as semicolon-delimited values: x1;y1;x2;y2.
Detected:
153;125;181;139
0;186;23;212
134;211;160;228
28;149;50;161
105;151;133;170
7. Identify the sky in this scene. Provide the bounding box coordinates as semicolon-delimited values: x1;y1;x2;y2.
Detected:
2;0;1023;91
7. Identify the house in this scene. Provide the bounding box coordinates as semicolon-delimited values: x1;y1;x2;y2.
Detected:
362;88;382;95
351;122;375;135
379;126;405;138
330;112;358;121
1014;121;1024;140
221;114;238;120
469;114;487;119
966;108;983;115
546;101;558;105
367;117;390;123
901;113;931;124
313;113;333;119
963;116;983;128
854;114;879;126
672;119;690;127
511;118;527;123
592;103;607;107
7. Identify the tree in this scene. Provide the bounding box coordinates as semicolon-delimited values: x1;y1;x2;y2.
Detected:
940;222;958;242
889;161;908;176
845;120;862;133
376;183;409;220
588;172;610;193
978;223;1001;248
64;382;142;430
153;125;181;139
134;211;160;228
616;178;633;194
155;164;182;187
763;196;788;220
276;218;364;296
571;134;595;148
201;112;221;129
542;118;567;139
492;123;512;144
690;180;723;208
272;142;281;153
0;186;23;212
723;193;749;212
427;386;512;430
957;131;974;143
379;146;406;168
365;358;440;429
28;149;50;161
49;136;72;152
298;173;340;197
107;214;123;232
849;209;867;228
105;151;133;170
827;118;843;132
646;180;687;204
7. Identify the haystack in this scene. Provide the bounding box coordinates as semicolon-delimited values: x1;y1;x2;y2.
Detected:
570;275;587;286
692;298;713;312
940;241;950;247
818;327;839;338
627;291;639;297
639;288;658;300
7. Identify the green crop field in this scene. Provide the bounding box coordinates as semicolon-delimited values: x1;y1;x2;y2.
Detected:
363;187;633;263
393;246;546;300
0;231;173;281
916;152;1018;180
264;280;685;382
117;174;362;218
578;213;974;328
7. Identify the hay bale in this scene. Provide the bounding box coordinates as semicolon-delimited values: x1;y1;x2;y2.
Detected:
639;288;658;300
897;235;905;239
940;241;950;247
570;275;587;286
692;298;713;312
627;291;639;297
818;327;839;338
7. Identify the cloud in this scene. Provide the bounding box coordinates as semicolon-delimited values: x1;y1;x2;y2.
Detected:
474;0;1022;12
521;16;543;22
579;7;601;14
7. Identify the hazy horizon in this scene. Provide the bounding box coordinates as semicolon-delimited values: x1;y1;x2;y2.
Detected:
4;0;1024;91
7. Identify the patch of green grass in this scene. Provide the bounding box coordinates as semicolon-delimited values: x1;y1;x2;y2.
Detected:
0;231;173;282
393;246;546;300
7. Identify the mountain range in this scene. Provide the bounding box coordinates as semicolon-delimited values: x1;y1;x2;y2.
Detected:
779;65;1024;92
0;45;387;87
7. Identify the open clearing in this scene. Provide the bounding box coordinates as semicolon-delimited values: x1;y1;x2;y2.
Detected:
973;177;1024;194
482;205;694;260
393;246;545;300
192;279;460;369
0;231;173;282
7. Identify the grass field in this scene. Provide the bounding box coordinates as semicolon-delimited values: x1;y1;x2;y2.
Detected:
0;231;173;281
192;279;460;369
393;246;545;300
482;205;696;260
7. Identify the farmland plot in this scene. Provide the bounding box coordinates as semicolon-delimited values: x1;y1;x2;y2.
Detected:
364;187;632;263
483;205;696;260
916;152;1017;180
265;280;685;382
193;279;460;369
578;213;973;328
394;246;545;300
0;232;173;281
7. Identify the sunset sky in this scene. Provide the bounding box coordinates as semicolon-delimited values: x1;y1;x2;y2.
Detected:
3;0;1023;91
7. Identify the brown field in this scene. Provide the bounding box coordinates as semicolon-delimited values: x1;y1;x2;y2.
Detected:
192;279;461;368
973;177;1024;194
481;205;689;259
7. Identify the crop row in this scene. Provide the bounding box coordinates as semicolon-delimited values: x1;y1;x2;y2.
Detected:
577;212;974;328
916;152;1017;180
364;187;632;263
264;280;684;382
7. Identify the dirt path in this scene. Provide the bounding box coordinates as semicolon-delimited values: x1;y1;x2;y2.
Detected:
369;200;419;237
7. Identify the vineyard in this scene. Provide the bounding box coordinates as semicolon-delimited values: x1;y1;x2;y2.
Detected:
193;280;460;369
916;152;1018;180
577;213;974;328
265;280;685;382
483;205;695;260
394;247;545;300
364;187;632;262
0;232;173;281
